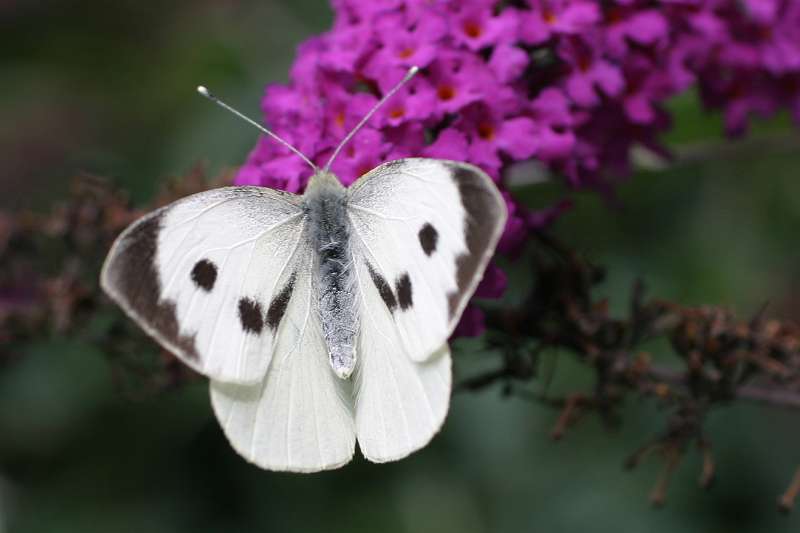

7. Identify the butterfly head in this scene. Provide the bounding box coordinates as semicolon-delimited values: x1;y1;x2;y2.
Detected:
307;170;345;193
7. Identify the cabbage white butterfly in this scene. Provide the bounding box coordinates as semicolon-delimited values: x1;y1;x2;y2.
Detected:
101;66;507;471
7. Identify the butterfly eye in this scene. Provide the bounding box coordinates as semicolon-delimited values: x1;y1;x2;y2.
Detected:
191;259;218;291
418;223;438;256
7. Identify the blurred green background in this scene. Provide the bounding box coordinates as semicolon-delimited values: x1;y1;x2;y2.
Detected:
3;1;800;532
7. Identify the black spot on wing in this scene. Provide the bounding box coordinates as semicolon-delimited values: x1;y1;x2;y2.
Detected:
418;223;438;256
367;262;397;313
446;164;505;320
396;272;413;311
191;259;217;291
238;297;264;334
105;211;199;360
266;273;296;331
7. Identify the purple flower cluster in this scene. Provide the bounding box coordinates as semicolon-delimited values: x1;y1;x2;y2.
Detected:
236;0;800;336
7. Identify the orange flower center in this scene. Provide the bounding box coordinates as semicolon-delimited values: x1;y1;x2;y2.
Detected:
397;47;415;59
334;111;345;128
463;20;482;39
543;9;557;24
477;122;496;140
389;107;406;119
437;84;456;101
606;7;624;24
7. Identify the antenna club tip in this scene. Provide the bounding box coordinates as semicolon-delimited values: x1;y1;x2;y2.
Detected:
406;66;420;79
197;85;210;97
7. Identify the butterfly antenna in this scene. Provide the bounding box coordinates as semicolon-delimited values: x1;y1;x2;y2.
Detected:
323;65;419;173
197;85;318;173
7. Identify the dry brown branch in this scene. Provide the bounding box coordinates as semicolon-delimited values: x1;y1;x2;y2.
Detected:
473;231;800;508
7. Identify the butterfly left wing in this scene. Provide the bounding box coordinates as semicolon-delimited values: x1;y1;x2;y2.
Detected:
346;158;507;362
101;186;306;385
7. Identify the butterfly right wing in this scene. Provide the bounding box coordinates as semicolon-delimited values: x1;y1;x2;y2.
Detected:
101;186;306;385
210;243;356;472
352;260;452;463
346;159;507;364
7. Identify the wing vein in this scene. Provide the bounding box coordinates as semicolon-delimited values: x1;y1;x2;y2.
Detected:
201;213;304;255
348;204;418;222
161;192;300;239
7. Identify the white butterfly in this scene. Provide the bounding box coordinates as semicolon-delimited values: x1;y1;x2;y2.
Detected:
100;67;507;472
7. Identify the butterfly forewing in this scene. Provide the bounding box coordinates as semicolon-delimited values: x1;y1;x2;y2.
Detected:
101;186;307;384
346;158;508;362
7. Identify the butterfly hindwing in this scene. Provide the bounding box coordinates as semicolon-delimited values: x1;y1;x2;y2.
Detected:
101;186;306;384
346;158;508;362
210;245;356;472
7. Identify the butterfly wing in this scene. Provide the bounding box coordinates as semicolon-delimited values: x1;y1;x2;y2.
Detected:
210;244;356;472
346;158;507;362
101;186;306;384
346;158;505;461
352;256;452;462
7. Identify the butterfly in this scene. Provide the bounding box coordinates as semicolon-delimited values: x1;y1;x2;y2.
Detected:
100;67;507;472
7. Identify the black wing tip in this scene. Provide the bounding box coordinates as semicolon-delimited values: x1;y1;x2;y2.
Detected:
445;162;507;321
101;209;200;360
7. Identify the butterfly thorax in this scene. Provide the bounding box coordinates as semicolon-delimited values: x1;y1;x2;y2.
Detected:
303;172;358;379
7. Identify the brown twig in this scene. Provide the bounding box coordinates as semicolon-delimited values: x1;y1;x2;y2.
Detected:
0;170;224;384
551;393;584;440
697;438;715;489
475;231;800;507
779;467;800;513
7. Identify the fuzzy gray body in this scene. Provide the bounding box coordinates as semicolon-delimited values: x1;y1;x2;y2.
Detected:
303;172;358;379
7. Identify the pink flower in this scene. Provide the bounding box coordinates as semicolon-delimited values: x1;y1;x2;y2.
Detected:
528;88;576;160
452;305;487;338
519;0;600;44
325;128;390;185
422;128;470;161
559;36;625;107
236;0;800;336
489;44;529;83
427;51;491;115
450;4;519;50
475;262;508;298
460;104;539;174
603;6;669;58
371;67;437;127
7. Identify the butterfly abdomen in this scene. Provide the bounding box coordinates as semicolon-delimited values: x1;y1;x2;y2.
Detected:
304;173;358;379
